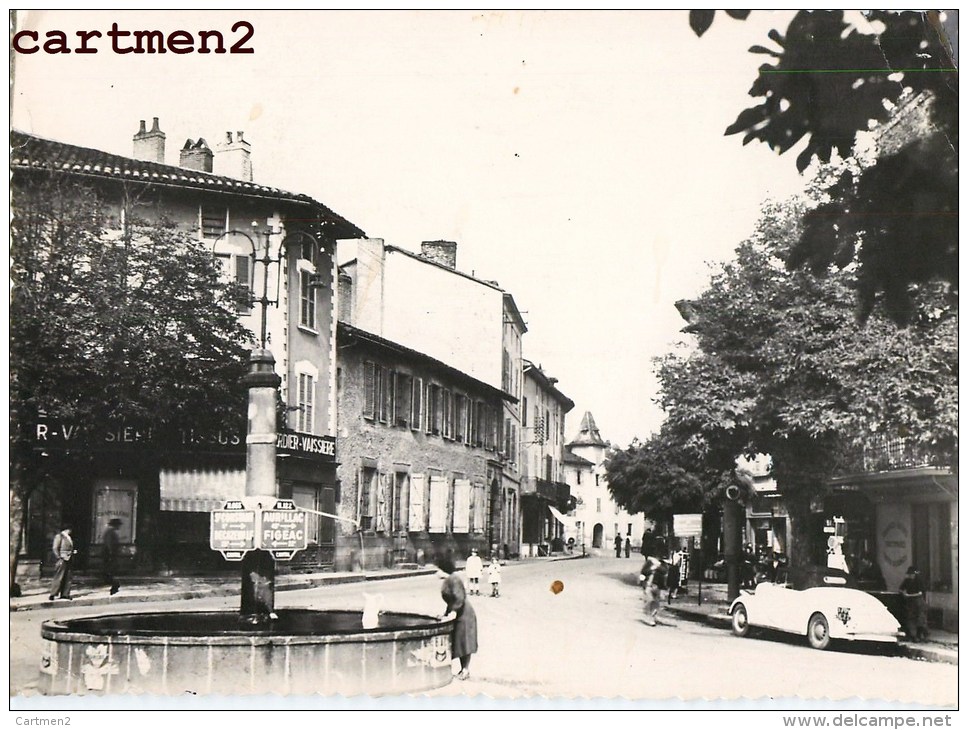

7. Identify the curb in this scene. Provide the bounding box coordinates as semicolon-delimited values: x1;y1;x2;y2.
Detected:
665;605;957;666
9;567;442;613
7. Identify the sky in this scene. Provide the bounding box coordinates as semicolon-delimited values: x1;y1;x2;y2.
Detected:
10;9;812;449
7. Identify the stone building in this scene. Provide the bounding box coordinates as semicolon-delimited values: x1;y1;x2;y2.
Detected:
333;239;519;568
519;361;573;555
563;412;645;554
12;120;363;576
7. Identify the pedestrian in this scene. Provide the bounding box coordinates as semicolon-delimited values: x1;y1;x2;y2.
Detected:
666;553;681;603
48;524;77;601
464;548;484;595
638;554;665;626
101;518;122;595
742;543;756;589
614;534;622;558
899;566;929;642
487;559;502;597
641;528;656;558
437;556;478;680
624;536;631;558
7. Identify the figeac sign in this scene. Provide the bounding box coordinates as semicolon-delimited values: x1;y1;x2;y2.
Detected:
275;429;336;462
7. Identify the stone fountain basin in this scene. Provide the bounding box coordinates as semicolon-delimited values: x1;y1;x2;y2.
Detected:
40;609;454;696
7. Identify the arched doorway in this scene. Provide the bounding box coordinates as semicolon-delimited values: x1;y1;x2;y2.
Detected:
592;523;604;549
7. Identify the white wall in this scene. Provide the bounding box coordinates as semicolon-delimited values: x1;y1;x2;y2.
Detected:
382;249;503;390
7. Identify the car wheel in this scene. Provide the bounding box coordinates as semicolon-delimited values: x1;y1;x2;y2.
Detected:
731;603;750;637
807;612;831;650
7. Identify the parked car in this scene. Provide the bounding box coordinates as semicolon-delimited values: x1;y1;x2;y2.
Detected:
729;566;902;650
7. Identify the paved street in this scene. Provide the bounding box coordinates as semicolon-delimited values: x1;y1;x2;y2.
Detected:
11;556;957;707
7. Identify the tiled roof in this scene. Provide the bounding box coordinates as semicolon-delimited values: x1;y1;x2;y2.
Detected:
10;129;365;239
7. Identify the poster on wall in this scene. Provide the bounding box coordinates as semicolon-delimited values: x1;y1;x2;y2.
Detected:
92;481;137;544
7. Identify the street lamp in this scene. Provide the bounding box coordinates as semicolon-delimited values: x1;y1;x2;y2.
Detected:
212;224;323;624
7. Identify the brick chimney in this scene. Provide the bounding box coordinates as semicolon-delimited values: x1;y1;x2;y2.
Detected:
420;240;458;270
179;138;214;173
213;130;252;181
132;117;166;164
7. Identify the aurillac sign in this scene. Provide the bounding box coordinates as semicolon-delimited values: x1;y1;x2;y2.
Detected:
259;499;308;561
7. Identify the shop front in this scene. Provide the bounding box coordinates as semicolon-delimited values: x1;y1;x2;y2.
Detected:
829;467;957;631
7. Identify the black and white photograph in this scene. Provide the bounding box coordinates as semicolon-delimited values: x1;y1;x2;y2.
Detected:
8;8;958;720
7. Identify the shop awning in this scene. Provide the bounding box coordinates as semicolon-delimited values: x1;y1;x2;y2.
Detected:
160;468;245;512
548;505;576;528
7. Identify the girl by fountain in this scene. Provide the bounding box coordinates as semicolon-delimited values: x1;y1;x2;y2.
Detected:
437;556;478;680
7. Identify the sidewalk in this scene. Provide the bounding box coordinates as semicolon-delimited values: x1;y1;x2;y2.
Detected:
10;552;584;614
663;581;958;666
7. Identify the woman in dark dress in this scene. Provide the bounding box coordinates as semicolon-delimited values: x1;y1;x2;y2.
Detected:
437;556;478;680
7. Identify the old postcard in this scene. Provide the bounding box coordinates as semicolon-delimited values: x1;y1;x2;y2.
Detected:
8;8;958;720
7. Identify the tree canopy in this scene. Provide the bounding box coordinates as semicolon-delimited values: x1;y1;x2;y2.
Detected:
607;190;957;564
10;176;255;462
693;9;958;323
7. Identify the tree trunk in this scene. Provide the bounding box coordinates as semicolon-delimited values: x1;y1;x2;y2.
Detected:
786;494;815;572
9;484;27;592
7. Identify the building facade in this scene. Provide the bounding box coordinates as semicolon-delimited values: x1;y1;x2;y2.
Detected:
333;238;518;567
564;412;646;554
13;121;363;576
519;361;574;555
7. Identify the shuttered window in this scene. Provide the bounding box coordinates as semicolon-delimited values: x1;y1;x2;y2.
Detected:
410;377;423;431
409;474;426;531
472;482;486;533
377;366;389;423
393;372;412;428
363;361;376;420
299;269;317;330
426;384;441;435
441;389;452;439
453;479;472;534
296;372;315;433
360;466;378;531
428;476;448;533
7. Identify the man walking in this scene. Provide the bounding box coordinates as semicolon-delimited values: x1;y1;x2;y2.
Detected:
49;524;76;601
101;518;122;595
614;534;623;558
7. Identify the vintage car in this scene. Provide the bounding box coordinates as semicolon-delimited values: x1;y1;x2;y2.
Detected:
729;566;902;650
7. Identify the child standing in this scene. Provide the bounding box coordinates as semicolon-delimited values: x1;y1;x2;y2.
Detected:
464;549;484;595
487;560;502;597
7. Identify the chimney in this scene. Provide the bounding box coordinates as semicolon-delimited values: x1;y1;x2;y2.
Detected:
132;117;166;164
420;240;458;270
213;130;253;181
179;138;214;173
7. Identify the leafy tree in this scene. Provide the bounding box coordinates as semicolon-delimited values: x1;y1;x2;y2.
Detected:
9;176;254;589
612;193;956;568
693;9;958;323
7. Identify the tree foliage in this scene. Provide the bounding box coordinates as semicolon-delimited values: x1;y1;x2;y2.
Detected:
10;177;254;442
607;191;957;564
694;9;958;323
9;175;255;585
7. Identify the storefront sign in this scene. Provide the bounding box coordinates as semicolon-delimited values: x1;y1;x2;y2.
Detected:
32;417;244;453
880;521;909;568
275;430;336;462
673;513;703;538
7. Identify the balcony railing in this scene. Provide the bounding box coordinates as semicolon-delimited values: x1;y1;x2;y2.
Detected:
861;436;948;472
521;477;570;504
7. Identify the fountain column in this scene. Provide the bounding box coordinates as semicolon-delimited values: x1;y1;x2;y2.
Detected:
240;348;281;623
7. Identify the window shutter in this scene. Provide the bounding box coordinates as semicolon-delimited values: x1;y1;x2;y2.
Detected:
376;472;390;532
411;377;423;431
472;483;486;533
429;476;447;533
453;479;471;533
363;362;376;420
409;474;425;531
441;389;452;439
